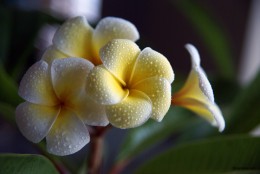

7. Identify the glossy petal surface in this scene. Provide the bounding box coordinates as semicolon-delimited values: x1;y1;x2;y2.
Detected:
46;108;89;156
106;90;152;129
130;48;174;86
100;39;140;84
72;93;109;126
53;16;93;61
92;17;139;59
18;60;58;106
16;102;59;143
133;77;171;121
185;44;214;102
51;58;94;101
86;65;128;105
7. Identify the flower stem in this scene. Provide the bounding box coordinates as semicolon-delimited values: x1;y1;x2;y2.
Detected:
88;136;103;174
88;125;112;174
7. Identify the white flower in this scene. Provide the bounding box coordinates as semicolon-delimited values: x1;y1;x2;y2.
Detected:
16;58;108;156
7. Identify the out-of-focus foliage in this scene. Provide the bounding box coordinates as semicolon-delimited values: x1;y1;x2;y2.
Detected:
117;107;196;161
174;0;235;80
0;154;59;174
225;72;260;134
135;136;260;174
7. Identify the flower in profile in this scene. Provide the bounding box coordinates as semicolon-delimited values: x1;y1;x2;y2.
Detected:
86;39;174;128
42;16;139;65
16;58;108;156
172;44;225;132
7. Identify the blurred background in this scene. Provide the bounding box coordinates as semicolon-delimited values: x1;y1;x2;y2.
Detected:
0;0;259;173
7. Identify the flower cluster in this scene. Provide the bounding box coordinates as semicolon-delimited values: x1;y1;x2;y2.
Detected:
16;16;224;156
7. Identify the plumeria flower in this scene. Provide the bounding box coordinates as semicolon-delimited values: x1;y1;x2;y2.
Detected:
172;44;225;132
86;39;174;128
16;58;108;156
42;16;139;65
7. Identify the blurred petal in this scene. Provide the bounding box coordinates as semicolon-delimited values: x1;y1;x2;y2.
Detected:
46;108;89;156
172;44;225;131
86;65;128;105
16;102;59;143
41;46;69;64
18;60;58;106
130;48;174;86
53;16;94;62
100;39;140;84
106;90;152;129
92;17;139;59
51;58;94;101
133;77;171;121
72;92;109;126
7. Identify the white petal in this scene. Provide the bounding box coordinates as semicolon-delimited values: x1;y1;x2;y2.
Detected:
106;90;152;129
197;67;214;102
53;16;93;60
185;44;214;102
41;45;69;64
100;39;140;84
18;60;58;106
86;65;128;105
92;17;139;58
46;108;89;156
185;43;201;68
16;102;59;143
51;58;94;101
72;92;109;126
133;77;172;121
130;47;174;85
207;103;225;132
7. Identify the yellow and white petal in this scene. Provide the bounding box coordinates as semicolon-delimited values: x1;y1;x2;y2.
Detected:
46;108;89;156
52;16;94;61
172;44;225;131
106;90;152;129
185;44;214;102
51;58;94;101
86;65;128;105
41;45;69;64
172;70;219;129
92;17;139;59
172;97;225;132
71;91;109;126
133;77;171;122
100;39;140;84
18;60;58;106
16;102;59;143
130;48;174;86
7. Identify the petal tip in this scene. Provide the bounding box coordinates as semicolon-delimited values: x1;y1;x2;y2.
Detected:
185;43;201;68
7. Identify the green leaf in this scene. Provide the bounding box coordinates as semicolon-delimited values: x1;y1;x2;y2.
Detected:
174;0;234;79
0;64;22;106
136;135;260;174
225;73;260;134
0;154;59;174
117;107;196;161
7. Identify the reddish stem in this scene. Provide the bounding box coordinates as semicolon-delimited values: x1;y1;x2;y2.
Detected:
88;125;112;174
